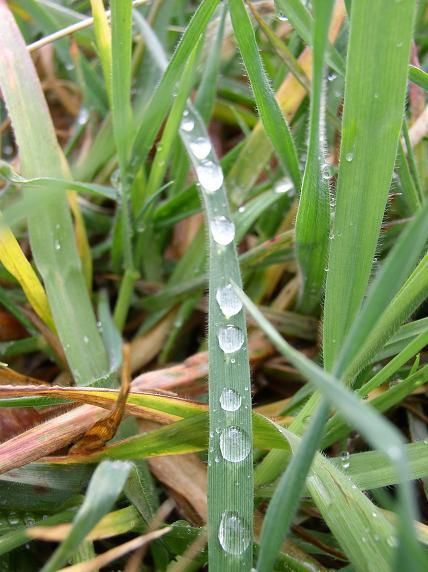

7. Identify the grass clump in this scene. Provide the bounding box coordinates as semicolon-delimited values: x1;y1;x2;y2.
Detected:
0;1;427;571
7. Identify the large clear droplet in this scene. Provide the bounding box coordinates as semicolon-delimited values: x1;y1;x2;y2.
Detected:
196;160;224;193
218;511;251;555
219;426;251;462
216;284;243;318
210;216;235;246
189;137;211;160
217;325;244;353
219;389;242;412
180;110;194;133
345;152;354;162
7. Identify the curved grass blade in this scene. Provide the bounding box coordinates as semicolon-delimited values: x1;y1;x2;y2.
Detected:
229;0;301;191
294;0;334;313
0;3;109;386
323;0;417;370
40;461;132;572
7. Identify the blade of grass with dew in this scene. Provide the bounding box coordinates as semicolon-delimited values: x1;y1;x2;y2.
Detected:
0;3;110;386
178;107;254;570
40;460;132;572
235;287;425;570
229;0;301;191
294;0;333;314
323;0;417;370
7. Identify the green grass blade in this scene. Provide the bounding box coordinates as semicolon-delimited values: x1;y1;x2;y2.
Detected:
128;0;220;176
323;0;417;370
294;0;333;313
0;3;109;386
41;461;132;572
335;201;428;377
111;0;133;174
229;0;301;191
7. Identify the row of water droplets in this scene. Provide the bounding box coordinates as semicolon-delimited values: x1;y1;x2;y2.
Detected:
179;104;252;557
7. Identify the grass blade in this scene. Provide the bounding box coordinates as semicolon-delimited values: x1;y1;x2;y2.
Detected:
323;0;417;369
0;2;109;385
294;0;334;313
229;0;301;191
40;461;132;572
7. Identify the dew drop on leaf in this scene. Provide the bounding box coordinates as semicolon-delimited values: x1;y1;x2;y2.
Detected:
217;325;244;353
210;216;235;246
218;511;251;555
216;284;243;318
219;426;251;462
219;389;242;412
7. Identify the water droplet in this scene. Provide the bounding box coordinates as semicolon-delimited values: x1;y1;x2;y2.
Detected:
65;62;75;72
219;426;251;462
321;163;334;180
387;535;398;548
196;160;224;192
189;137;212;160
215;455;221;463
345;152;354;162
83;335;89;344
77;108;89;125
423;439;428;445
219;389;242;412
278;13;288;22
274;178;293;194
210;216;235;246
361;536;367;543
218;511;250;555
3;144;14;157
238;206;246;213
218;325;244;354
372;511;378;518
328;72;337;82
54;240;61;251
180;110;194;132
396;41;403;48
96;320;103;332
340;451;350;470
374;92;379;99
216;284;243;318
